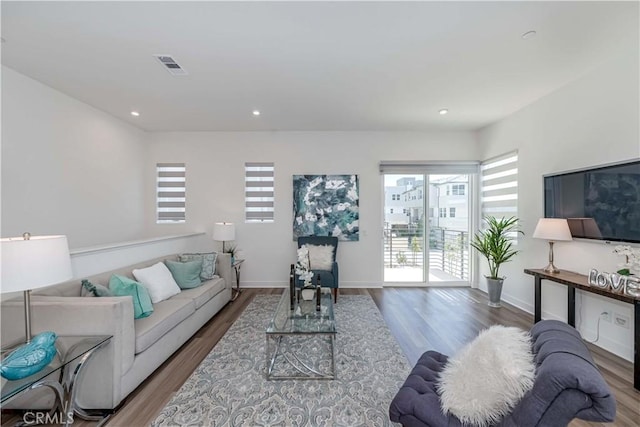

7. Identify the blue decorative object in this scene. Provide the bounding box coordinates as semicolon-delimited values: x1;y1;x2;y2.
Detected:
0;332;58;380
292;174;359;241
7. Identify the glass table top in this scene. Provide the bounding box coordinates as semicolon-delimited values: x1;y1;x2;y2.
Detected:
1;335;112;403
267;288;335;335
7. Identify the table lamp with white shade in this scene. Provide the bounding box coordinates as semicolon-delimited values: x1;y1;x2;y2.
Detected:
212;222;235;253
532;218;573;274
1;233;73;343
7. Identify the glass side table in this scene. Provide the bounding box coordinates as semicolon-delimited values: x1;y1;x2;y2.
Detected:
1;335;112;427
231;259;245;301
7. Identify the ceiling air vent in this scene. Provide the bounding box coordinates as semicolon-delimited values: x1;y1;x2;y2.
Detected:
153;54;188;76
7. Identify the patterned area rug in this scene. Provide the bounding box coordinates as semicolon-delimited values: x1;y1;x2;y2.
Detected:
152;295;410;426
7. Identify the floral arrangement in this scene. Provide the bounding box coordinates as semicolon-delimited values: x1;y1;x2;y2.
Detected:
612;245;640;275
295;245;314;285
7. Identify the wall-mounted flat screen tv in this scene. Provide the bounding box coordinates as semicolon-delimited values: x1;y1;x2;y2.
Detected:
544;159;640;243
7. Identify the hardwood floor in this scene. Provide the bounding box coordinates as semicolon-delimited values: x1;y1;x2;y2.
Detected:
2;288;638;426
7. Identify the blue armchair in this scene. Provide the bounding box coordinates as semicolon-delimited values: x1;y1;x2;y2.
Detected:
297;236;339;302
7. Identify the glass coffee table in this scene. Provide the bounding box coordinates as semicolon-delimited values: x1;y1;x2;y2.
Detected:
265;288;336;380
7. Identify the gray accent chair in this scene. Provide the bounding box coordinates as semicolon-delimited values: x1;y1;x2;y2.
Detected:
389;320;616;426
296;236;339;302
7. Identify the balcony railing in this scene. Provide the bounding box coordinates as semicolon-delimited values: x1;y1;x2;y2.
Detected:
383;225;469;280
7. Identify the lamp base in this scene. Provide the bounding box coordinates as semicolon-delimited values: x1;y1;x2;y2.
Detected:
543;263;560;274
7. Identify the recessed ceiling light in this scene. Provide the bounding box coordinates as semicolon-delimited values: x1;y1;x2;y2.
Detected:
131;111;140;117
439;109;449;115
521;30;537;40
252;110;261;116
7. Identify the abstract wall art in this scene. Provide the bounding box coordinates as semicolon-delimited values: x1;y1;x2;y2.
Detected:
292;174;359;241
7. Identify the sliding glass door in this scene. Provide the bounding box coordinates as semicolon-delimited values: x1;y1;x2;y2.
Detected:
383;173;472;286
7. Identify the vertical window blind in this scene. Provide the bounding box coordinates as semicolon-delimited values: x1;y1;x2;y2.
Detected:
156;163;186;223
245;162;274;223
480;151;519;232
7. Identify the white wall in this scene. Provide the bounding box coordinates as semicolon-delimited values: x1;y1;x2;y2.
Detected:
1;66;148;249
144;131;479;288
477;52;640;361
70;233;211;278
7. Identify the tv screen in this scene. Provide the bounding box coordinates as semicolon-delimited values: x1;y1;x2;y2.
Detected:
544;159;640;243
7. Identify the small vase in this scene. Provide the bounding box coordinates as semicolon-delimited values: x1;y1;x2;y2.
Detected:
301;288;315;301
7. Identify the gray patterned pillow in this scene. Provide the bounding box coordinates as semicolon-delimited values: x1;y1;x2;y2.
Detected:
179;252;217;280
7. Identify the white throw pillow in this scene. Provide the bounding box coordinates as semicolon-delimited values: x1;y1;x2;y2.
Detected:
437;325;535;427
132;262;181;303
306;244;334;270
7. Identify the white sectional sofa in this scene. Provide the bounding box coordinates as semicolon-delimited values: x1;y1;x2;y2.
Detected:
0;252;232;410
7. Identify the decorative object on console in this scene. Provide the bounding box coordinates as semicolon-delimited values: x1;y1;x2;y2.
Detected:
0;331;58;380
213;222;236;253
588;268;638;295
0;233;73;343
612;245;640;276
532;218;572;274
470;216;523;307
292;174;359;241
626;276;640;297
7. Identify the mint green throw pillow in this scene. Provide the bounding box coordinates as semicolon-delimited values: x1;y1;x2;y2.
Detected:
109;275;154;319
165;259;203;289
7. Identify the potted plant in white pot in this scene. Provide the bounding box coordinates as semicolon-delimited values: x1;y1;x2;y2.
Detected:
470;216;523;307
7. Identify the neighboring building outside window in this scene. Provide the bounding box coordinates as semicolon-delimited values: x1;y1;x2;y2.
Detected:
452;184;465;196
439;207;446;217
450;207;456;218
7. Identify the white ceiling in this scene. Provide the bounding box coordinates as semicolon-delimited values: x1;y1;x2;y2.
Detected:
2;1;637;132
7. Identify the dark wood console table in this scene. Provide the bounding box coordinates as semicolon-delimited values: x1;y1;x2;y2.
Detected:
524;268;639;391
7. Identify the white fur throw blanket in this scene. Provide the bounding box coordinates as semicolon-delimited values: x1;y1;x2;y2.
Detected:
437;325;535;426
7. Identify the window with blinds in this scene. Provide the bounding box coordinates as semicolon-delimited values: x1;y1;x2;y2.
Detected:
245;162;274;223
480;151;519;231
156;163;186;223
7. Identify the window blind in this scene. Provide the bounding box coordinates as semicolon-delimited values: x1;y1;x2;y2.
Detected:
480;151;518;222
379;160;479;175
156;163;186;223
245;162;274;223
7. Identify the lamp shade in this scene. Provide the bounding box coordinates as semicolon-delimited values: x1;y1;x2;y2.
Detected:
1;235;73;293
532;218;572;241
212;222;235;242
